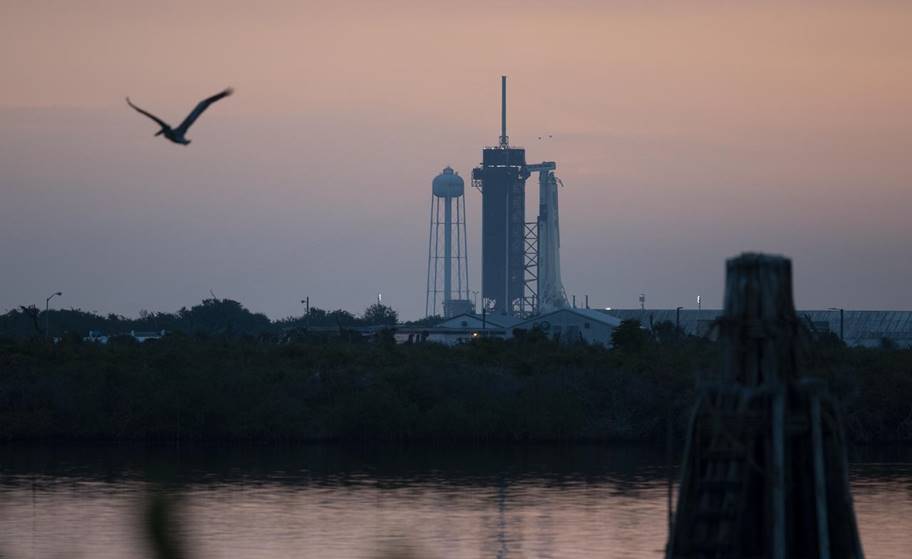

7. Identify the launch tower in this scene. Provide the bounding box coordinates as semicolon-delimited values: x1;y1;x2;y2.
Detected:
473;76;530;316
473;76;568;317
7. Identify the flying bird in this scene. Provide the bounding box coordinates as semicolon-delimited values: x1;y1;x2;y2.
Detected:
126;88;234;145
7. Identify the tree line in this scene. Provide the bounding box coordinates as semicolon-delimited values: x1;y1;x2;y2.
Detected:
0;298;404;340
1;318;910;444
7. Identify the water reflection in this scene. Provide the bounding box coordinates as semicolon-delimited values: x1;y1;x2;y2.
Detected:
0;444;910;558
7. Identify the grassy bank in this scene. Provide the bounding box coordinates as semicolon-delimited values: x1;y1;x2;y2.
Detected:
0;332;910;443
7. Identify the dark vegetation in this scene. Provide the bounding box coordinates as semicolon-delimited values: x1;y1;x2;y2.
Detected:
0;298;402;339
0;326;696;442
1;305;911;443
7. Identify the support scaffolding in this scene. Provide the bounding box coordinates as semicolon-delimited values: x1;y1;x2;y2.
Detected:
520;221;538;316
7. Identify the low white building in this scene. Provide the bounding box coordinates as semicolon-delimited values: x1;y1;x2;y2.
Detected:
130;329;167;343
402;310;621;346
395;313;522;346
515;308;622;346
422;327;506;346
436;313;524;331
84;330;110;344
84;329;167;344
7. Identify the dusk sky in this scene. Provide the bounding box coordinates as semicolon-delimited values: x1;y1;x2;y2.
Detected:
2;1;911;319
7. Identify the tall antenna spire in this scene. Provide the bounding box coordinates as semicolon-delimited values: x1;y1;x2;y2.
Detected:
499;75;509;148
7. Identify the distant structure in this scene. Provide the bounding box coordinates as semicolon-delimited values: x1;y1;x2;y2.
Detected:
532;162;569;312
473;76;529;316
404;308;620;346
83;329;167;344
426;167;472;318
606;308;912;347
473;76;569;317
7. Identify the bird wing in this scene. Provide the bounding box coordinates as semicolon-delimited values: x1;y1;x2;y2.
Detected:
175;88;234;135
125;97;171;129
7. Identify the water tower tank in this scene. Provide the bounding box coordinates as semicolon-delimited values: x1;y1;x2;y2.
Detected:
432;166;464;198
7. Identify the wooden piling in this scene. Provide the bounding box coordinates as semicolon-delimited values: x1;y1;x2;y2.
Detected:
666;253;864;559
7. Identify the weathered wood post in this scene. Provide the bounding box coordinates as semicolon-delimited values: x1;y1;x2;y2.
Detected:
666;253;864;559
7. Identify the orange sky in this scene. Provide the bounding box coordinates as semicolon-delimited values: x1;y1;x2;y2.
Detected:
2;1;911;318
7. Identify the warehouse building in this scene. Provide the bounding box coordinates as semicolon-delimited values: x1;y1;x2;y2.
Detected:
604;308;912;348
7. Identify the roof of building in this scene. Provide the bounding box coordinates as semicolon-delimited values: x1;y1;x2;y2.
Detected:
516;307;622;328
130;330;166;337
436;313;524;329
602;308;722;325
398;327;507;337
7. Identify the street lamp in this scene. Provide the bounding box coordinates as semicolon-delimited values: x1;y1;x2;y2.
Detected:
676;306;683;339
45;291;62;340
301;297;310;330
471;290;479;313
828;307;844;342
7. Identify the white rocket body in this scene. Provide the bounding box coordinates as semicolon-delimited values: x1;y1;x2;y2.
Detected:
536;170;568;312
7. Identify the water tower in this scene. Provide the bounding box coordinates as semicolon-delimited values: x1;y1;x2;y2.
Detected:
426;167;472;318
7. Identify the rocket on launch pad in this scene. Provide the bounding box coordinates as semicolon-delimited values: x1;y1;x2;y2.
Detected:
530;162;569;313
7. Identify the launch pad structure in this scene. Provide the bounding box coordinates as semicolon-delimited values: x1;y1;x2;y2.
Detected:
473;76;568;317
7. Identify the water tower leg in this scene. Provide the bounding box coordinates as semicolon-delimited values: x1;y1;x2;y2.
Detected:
425;194;435;317
444;196;452;316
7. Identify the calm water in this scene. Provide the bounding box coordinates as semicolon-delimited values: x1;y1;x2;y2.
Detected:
1;444;910;558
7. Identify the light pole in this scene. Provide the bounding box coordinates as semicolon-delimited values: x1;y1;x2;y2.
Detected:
828;307;844;342
45;291;62;340
471;290;479;313
301;297;310;330
676;306;683;339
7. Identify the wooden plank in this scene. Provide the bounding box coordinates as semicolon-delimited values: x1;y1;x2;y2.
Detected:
811;394;832;559
771;388;786;559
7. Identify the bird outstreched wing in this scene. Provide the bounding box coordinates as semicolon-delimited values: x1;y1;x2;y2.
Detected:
126;98;171;129
175;88;234;135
